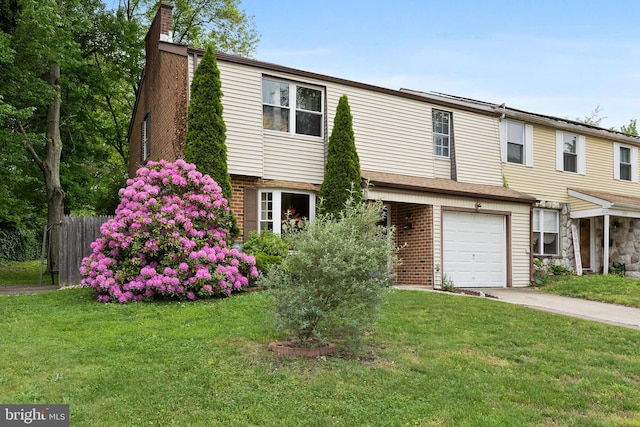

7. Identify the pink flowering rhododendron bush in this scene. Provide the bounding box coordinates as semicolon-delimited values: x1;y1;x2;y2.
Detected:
80;160;257;303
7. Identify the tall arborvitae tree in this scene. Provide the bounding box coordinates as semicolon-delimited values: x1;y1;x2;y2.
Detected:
320;95;362;217
184;45;238;239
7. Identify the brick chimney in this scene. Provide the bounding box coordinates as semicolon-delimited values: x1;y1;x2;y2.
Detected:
158;2;173;42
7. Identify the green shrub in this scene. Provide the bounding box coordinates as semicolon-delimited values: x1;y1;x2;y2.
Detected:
260;197;396;349
184;45;239;240
609;261;625;276
251;253;282;273
532;258;547;285
440;274;456;292
0;225;41;262
548;264;571;276
242;231;288;275
319;95;362;217
242;230;288;257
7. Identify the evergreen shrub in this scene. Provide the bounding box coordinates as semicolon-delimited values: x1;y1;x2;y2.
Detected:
319;95;362;217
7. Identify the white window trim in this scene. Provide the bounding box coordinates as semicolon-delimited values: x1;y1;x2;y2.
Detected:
262;77;324;138
533;208;559;256
433;109;451;158
258;189;316;234
555;130;586;175
613;142;638;182
499;120;534;167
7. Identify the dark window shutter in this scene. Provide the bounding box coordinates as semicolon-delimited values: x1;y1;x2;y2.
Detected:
243;187;258;241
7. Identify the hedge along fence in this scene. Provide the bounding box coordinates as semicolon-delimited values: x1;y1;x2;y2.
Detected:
59;215;113;286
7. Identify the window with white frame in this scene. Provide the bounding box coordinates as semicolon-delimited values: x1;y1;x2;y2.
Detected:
533;209;559;256
500;120;533;166
614;143;638;182
507;121;525;164
259;189;316;234
433;110;451;157
140;113;150;162
262;78;323;137
563;133;577;172
556;130;586;174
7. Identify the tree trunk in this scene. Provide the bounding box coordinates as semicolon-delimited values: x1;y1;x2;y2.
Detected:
44;63;65;273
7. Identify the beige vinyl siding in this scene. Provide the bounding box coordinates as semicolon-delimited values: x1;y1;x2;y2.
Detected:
503;123;640;202
569;198;600;212
326;86;503;185
433;158;451;179
263;133;325;183
209;58;505;186
219;62;265;177
327;87;434;178
367;189;531;287
188;57;265;177
454;111;503;186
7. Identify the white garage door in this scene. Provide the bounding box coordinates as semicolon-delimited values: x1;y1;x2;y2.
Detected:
442;211;506;288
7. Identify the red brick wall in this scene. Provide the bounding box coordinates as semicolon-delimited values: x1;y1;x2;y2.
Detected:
129;4;188;177
392;203;433;286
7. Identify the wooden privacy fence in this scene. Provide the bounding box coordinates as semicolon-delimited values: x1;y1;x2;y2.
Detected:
58;215;113;286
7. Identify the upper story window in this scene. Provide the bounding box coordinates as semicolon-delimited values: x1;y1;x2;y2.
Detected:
140;113;150;162
555;130;586;174
262;77;323;137
620;146;631;180
433;110;451;157
500;120;533;166
563;133;578;172
533;208;559;256
614;142;638;182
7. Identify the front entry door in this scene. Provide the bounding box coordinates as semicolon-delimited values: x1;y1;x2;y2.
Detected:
579;218;591;270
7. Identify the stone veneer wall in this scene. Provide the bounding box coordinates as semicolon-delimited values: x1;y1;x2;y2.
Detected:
608;217;640;277
536;200;640;277
535;201;575;270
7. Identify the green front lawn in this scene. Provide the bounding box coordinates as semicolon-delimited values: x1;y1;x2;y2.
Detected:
0;260;49;286
1;288;638;426
539;274;640;308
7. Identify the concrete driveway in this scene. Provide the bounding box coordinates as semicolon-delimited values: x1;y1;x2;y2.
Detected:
395;285;640;330
476;287;640;330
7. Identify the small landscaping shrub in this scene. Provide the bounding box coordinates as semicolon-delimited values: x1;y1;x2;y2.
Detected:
260;197;396;348
242;230;288;274
548;264;572;276
609;261;625;276
532;258;547;285
80;160;258;303
440;274;456;292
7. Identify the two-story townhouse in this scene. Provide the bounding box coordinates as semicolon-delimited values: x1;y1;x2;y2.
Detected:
128;3;536;289
498;107;640;276
417;92;640;276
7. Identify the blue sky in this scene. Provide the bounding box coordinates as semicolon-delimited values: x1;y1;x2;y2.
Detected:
241;0;640;130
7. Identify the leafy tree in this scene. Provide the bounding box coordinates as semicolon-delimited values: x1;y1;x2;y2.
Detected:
319;95;362;217
621;119;638;136
0;0;259;263
575;105;605;127
138;0;259;53
184;45;238;239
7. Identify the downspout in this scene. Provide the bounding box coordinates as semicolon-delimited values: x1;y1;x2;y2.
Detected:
603;211;610;274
